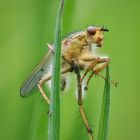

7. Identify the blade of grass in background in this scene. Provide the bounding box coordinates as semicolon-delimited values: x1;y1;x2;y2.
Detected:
97;65;111;140
48;0;64;140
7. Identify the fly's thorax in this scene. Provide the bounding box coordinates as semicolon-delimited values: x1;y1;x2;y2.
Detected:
62;31;87;49
62;31;88;61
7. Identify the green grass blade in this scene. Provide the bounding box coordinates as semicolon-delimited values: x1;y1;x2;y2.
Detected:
97;65;111;140
48;0;64;140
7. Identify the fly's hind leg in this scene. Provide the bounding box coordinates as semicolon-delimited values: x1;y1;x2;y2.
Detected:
73;63;94;140
38;79;50;105
38;66;71;104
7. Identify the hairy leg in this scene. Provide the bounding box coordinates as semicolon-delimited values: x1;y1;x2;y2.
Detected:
80;57;110;83
38;66;71;104
98;73;118;87
84;61;110;90
74;63;94;140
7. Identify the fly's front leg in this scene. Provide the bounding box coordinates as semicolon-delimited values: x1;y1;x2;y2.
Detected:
93;59;110;74
84;72;94;90
80;58;99;83
80;57;109;83
98;73;118;87
85;70;118;91
73;63;94;140
84;58;110;90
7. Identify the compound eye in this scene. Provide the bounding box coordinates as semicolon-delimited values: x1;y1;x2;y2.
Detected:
87;26;96;35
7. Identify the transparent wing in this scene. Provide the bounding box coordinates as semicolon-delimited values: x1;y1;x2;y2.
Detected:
20;50;53;97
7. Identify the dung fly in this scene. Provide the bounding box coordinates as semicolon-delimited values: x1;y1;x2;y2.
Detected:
20;26;116;140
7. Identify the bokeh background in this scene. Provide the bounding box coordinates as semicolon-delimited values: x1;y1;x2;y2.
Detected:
0;0;140;140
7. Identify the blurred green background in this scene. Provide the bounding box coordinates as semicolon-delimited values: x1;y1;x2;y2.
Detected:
0;0;140;140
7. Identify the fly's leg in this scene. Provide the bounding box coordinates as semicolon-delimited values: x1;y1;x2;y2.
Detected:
80;58;99;83
37;66;71;104
73;63;94;140
84;72;118;90
98;73;118;87
94;60;109;74
36;43;53;105
80;58;109;83
37;43;71;103
84;60;110;90
38;79;50;105
84;71;94;90
80;106;94;140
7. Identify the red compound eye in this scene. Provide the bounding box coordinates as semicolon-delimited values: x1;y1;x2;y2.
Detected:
87;26;96;35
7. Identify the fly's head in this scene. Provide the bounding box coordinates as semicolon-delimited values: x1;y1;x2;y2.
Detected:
86;26;109;47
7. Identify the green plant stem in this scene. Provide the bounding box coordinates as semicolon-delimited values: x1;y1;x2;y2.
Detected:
97;65;111;140
48;0;64;140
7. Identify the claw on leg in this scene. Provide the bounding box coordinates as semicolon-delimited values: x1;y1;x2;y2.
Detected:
98;73;118;87
80;105;94;140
